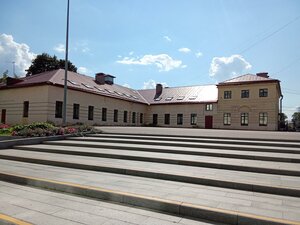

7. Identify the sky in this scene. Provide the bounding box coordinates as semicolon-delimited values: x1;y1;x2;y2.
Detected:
0;0;299;119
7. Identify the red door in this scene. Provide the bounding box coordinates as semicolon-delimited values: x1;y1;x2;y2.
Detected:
205;116;213;129
1;109;6;124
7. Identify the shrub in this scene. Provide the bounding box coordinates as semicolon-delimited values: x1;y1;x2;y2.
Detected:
10;122;94;137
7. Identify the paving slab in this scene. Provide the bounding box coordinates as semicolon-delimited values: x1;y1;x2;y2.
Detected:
0;159;300;224
66;136;300;153
97;126;300;141
13;144;300;176
33;141;300;163
89;133;300;148
0;180;223;225
0;149;299;194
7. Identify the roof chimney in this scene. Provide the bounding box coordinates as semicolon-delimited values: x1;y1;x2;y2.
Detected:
95;73;115;85
155;83;163;97
256;72;269;78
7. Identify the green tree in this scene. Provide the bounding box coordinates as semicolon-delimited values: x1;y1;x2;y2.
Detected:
292;112;300;130
278;113;288;129
26;53;77;76
0;70;9;83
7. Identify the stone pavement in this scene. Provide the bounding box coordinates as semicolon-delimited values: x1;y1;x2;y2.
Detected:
0;127;300;225
97;126;300;141
0;181;219;225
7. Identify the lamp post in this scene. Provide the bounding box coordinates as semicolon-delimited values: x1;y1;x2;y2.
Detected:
63;0;70;126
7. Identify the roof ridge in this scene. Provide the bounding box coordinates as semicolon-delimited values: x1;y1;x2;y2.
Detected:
220;74;256;83
137;83;216;91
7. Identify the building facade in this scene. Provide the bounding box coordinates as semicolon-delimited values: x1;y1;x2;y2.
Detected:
0;69;282;130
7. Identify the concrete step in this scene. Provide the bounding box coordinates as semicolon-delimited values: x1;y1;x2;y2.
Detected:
0;149;300;197
0;159;300;225
66;137;300;154
88;133;300;148
45;139;300;157
14;144;300;177
0;181;222;225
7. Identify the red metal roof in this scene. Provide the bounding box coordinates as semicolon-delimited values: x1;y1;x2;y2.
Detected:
137;85;218;104
0;69;148;104
218;74;279;85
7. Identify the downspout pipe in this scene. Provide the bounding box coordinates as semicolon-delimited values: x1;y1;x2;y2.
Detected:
280;95;283;114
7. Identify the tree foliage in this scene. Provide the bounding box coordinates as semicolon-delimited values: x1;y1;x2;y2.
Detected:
0;70;9;83
26;53;77;76
292;112;300;128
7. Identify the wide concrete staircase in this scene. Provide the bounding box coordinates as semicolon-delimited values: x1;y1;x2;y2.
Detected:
0;132;300;225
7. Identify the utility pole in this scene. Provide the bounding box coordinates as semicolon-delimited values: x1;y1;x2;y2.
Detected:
63;0;70;126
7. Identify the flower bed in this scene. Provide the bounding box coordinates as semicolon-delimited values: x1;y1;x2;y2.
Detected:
0;122;95;137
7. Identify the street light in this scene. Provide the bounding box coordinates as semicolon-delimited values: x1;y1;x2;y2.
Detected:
63;0;70;126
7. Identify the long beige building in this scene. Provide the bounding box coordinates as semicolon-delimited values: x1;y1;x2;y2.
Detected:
0;69;282;130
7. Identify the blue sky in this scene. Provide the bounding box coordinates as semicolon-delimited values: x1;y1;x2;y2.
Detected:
0;0;299;119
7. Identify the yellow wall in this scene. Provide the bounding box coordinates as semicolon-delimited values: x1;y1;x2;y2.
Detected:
0;85;49;124
47;86;148;126
0;81;281;131
145;103;217;128
215;82;280;131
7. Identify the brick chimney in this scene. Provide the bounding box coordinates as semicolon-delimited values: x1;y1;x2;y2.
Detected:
256;72;269;78
95;73;115;85
156;83;163;96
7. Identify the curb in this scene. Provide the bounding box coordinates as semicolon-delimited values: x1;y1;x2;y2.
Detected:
0;172;298;225
0;213;32;225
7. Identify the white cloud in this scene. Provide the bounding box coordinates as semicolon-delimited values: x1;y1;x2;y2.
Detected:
129;51;134;56
123;83;131;88
0;33;36;76
77;66;89;74
117;54;183;72
195;52;203;58
178;47;191;53
209;54;252;81
142;79;168;89
163;36;172;42
81;47;90;53
53;43;65;53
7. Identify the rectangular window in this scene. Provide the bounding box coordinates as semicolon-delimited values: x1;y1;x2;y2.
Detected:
132;112;136;123
23;101;29;118
114;109;118;122
224;91;232;99
88;106;94;120
164;114;170;125
191;113;197;125
205;104;213;111
102;108;107;121
73;104;80;119
241;113;249;126
123;111;128;123
259;88;268;97
241;90;249;98
153;114;158;125
55;101;63;118
177;114;183;125
223;113;231;125
1;109;6;124
140;113;143;124
259;112;268;126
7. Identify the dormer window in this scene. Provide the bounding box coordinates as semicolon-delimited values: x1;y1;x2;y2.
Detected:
82;83;93;89
165;97;173;101
189;96;197;100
